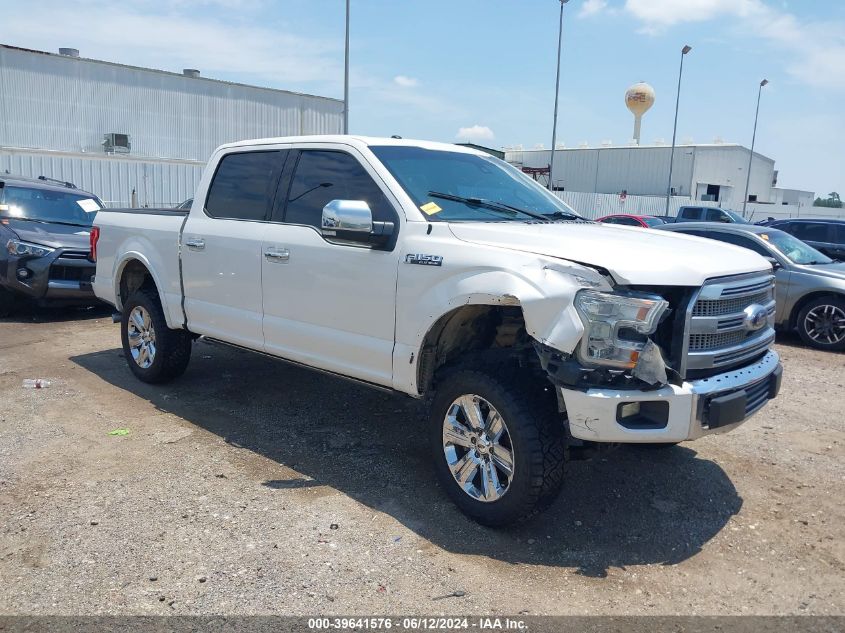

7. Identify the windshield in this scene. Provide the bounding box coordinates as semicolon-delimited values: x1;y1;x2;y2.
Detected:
643;217;666;227
724;209;750;224
370;146;583;222
762;230;833;265
0;186;102;227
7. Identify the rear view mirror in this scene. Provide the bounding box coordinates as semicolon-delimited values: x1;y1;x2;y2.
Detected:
321;200;394;247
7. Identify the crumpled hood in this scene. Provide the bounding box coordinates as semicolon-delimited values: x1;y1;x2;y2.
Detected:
3;219;91;251
448;221;772;286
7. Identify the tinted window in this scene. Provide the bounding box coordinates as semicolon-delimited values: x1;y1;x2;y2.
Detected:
642;217;666;227
832;225;845;244
283;150;394;228
205;151;282;220
679;207;701;218
705;232;771;257
614;217;639;226
705;208;725;222
790;222;831;243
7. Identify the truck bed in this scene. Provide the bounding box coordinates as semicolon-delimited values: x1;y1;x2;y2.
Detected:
92;207;188;329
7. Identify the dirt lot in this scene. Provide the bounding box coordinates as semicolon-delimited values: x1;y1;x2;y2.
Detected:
0;306;843;616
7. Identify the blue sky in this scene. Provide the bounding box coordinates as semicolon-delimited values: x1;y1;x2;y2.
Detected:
5;0;844;196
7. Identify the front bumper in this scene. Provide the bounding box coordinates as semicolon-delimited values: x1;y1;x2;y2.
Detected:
1;251;96;302
560;350;782;443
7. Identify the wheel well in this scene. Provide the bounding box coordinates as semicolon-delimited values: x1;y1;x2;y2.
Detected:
118;259;159;308
789;291;845;328
416;304;534;394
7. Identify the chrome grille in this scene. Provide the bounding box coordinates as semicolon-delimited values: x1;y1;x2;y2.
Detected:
683;273;776;375
693;290;771;317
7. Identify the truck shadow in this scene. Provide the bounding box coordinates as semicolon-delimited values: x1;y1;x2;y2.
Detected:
1;302;111;324
71;340;742;577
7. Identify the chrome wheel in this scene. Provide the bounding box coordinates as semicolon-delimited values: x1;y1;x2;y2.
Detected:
442;394;514;503
127;306;157;368
803;304;845;345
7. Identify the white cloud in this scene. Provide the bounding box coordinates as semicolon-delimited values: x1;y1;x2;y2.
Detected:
578;0;608;18
456;125;495;142
393;75;418;88
624;0;845;89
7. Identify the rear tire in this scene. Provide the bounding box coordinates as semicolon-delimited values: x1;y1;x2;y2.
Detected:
0;286;17;318
796;295;845;351
121;289;192;383
429;359;566;526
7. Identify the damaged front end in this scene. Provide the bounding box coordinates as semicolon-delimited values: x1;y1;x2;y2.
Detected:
535;288;676;391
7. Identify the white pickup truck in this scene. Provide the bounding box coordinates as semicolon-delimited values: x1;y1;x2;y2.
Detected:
92;136;783;525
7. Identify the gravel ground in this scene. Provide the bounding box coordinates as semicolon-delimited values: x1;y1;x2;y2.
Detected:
0;306;843;616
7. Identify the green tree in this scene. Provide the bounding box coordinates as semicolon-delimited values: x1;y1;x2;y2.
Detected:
814;192;843;208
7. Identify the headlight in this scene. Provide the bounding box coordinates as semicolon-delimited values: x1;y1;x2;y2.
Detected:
574;290;668;369
6;239;55;258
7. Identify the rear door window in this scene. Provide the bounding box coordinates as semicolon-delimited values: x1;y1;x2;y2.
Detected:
679;207;700;219
280;150;394;228
205;151;285;221
790;222;831;243
705;231;771;256
705;208;726;222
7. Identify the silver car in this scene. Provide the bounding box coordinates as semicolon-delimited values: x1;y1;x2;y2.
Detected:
657;222;845;351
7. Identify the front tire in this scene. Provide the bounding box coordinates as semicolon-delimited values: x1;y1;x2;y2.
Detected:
429;361;566;526
796;295;845;351
121;289;192;383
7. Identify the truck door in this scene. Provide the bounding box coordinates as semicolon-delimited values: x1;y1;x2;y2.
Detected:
181;149;286;349
260;147;400;386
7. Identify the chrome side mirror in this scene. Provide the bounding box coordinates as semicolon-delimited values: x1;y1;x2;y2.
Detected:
321;199;395;247
321;199;373;235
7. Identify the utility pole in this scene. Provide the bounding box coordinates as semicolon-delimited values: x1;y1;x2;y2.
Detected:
343;0;350;133
548;0;569;191
742;79;769;218
665;45;692;215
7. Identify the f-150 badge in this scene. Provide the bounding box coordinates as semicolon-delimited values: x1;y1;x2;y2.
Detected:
405;254;443;267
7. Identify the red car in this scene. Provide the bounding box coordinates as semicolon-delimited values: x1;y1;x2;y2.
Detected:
596;214;666;228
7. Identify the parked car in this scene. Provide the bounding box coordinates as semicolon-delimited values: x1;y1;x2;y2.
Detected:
0;175;103;316
92;136;782;525
657;222;845;350
676;205;750;224
761;218;845;260
596;214;666;228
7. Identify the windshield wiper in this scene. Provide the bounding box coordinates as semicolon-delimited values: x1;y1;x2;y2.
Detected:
540;210;583;221
427;191;550;222
0;215;90;228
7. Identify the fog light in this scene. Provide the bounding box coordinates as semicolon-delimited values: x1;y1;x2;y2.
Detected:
616;400;670;430
619;402;641;418
16;268;31;280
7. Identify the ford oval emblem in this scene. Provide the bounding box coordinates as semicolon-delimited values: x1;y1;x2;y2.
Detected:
743;304;769;331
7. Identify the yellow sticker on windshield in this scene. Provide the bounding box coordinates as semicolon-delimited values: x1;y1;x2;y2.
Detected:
420;202;442;215
760;233;770;241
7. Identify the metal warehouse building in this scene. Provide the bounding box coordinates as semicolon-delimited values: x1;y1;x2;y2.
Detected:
506;144;814;211
0;44;343;207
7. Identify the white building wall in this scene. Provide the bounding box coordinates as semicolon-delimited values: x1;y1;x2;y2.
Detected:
771;187;815;207
690;146;775;208
1;148;204;208
0;44;343;163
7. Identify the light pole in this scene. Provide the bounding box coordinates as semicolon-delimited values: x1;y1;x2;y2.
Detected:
665;44;692;215
742;79;768;218
548;0;569;191
343;0;350;134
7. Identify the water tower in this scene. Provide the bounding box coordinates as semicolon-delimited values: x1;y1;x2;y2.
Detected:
625;82;655;145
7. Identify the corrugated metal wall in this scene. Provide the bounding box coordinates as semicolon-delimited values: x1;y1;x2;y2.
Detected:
1;149;204;208
0;45;343;162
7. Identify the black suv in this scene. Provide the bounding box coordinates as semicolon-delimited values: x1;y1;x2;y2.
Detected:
763;219;845;260
0;175;104;316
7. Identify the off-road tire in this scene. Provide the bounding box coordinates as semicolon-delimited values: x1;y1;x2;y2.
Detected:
429;358;567;526
796;295;845;352
121;289;192;383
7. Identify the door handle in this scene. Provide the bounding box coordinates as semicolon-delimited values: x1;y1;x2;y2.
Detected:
185;238;205;250
264;247;290;262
